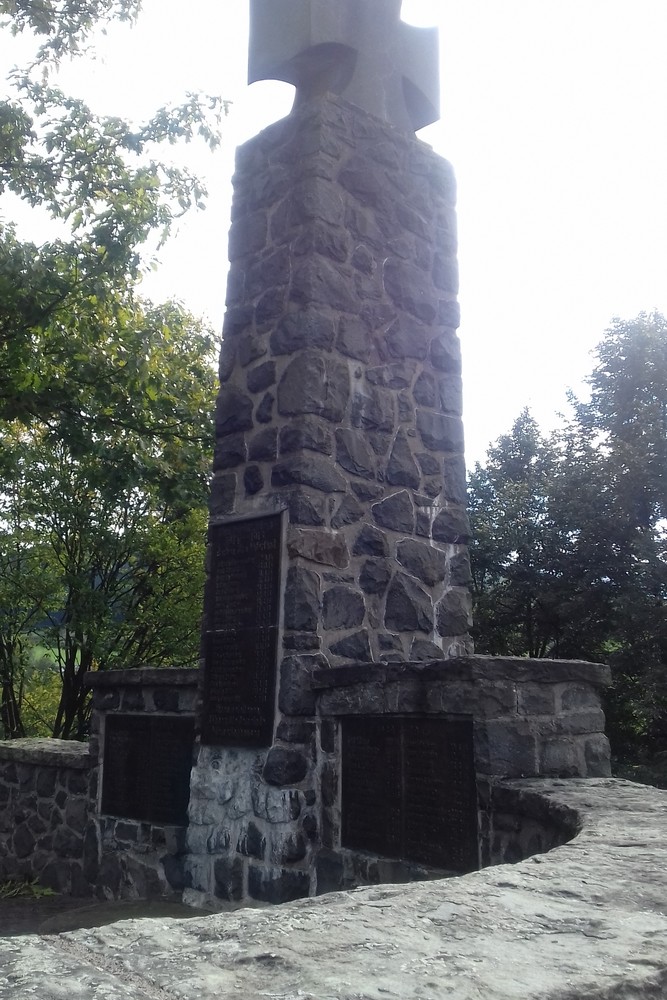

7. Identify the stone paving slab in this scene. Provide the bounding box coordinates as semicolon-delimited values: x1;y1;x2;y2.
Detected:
2;779;666;1000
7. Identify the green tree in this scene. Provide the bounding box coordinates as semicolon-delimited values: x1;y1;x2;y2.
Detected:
1;1;225;426
1;0;141;60
576;314;667;754
0;3;222;737
1;299;215;740
0;429;60;737
469;314;667;757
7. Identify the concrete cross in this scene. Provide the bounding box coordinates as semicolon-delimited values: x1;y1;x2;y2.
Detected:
248;0;440;133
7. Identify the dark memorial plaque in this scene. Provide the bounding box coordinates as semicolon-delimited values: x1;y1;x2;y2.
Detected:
201;512;282;747
342;716;478;873
101;715;194;825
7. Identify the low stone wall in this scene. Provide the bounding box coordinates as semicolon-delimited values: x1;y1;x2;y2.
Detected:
480;778;581;867
0;739;90;894
4;779;666;1000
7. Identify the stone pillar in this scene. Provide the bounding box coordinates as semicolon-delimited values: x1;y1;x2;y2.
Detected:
186;94;472;906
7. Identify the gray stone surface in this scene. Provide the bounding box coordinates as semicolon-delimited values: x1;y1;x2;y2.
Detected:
2;780;666;1000
0;742;91;894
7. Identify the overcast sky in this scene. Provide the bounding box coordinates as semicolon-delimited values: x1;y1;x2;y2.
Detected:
5;1;667;466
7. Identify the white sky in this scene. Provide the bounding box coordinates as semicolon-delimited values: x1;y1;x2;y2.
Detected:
4;1;667;467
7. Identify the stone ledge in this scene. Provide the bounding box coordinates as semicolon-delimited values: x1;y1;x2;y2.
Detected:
2;779;665;999
86;667;199;689
311;655;612;690
0;738;90;770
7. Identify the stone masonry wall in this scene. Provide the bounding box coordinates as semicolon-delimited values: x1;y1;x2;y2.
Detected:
188;94;471;908
208;94;471;671
0;739;91;895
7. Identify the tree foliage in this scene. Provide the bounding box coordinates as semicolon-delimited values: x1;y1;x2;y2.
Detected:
469;314;667;758
0;1;220;738
0;299;216;739
1;0;141;61
1;0;225;426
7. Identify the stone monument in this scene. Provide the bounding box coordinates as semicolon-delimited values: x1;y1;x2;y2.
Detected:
184;0;611;906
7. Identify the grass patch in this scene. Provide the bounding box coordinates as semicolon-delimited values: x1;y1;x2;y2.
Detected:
0;878;56;900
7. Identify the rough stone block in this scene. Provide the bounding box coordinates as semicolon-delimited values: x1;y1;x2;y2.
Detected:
559;684;603;712
282;633;321;652
209;473;237;516
66;798;88;835
335;428;376;479
244;465;264;495
246;361;276;392
371;491;414;533
275;721;316;746
271;309;336;355
396;538;447;586
517;684;556;717
436;588;472;637
153;688;179;713
539;738;584;779
430;331;462;373
237;822;266;860
385;574;433;633
228;209;267;260
52;826;83;859
416;410;464;453
272;455;347;493
315;851;345;895
476;722;538;778
323;586;365;630
255;392;275;423
290;257;359;313
35;769;57;799
253;787;301;825
67;770;89;796
279;653;325;714
263;748;309;787
278;351;350;423
248;428;277;463
162;853;191;892
359;559;391;595
410;638;445;661
284;566;321;632
287;527;349;569
350;385;395;433
215;386;254;436
584;735;612;777
272;832;307;865
332;495;364;529
383;258;436;323
353;524;389;558
386;429;421;489
442;455;468;505
247;865;311;905
13;823;36;860
383;316;429;362
329;630;373;661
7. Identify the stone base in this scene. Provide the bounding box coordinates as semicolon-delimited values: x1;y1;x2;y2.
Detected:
185;655;611;905
5;780;666;1000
